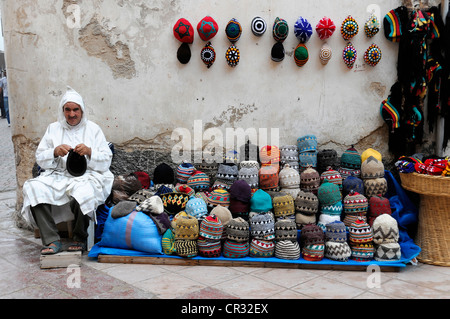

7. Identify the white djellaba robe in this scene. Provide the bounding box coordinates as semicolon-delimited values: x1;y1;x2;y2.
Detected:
20;86;114;227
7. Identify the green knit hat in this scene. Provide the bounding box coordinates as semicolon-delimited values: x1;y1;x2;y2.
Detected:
340;145;361;169
317;179;341;206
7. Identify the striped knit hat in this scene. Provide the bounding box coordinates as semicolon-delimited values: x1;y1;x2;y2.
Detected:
325;241;352;262
187;170;210;191
274;219;297;242
161;228;176;255
250;238;275;257
300;166;320;193
343;191;368;215
349;217;373;244
185;197;208;220
325;220;347;243
383;6;408;42
295;190;319;215
199;214;223;240
207;188;230;207
317;179;341;206
226;217;250;242
272;194;295;219
351;242;374;262
320;167;342;189
275;240;300;260
176;162;195;183
250;212;275;240
175;239;198;258
223;240;249;258
197;237;221;257
174;184;195;198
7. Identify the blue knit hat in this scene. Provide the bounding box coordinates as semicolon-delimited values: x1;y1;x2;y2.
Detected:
250;189;273;212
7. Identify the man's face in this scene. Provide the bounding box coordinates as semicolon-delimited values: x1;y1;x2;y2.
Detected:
63;102;83;126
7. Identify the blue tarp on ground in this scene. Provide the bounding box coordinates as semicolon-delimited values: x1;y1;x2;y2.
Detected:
89;170;421;267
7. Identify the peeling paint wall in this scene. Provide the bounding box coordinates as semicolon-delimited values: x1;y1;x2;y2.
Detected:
0;0;443;214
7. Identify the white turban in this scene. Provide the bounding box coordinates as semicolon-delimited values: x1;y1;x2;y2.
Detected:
58;86;87;129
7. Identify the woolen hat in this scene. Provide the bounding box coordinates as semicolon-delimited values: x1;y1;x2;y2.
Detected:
272;17;289;42
250;238;275;257
225;18;242;43
148;212;171;235
300;166;320;193
185;197;208;220
225;44;240;67
175;239;198;258
325;241;352;262
320;167;342;189
174;184;195;198
272;194;295;218
176;43;191;64
300;223;324;246
187;170;210;191
320;201;343;216
342;42;357;68
297;135;317;152
66;150;87;177
260;145;280;165
341;15;359;40
129;188;155;205
294;43;309;67
294;16;313;43
349;217;373;244
229;180;252;203
342;173;364;197
343;191;368;215
279;164;300;189
364;13;380;38
383;6;408;42
176;162;195;183
223;239;249;258
162;228;176;255
317;212;341;231
275;240;300;260
153;163;175;185
251;16;267;36
295;212;316;229
340;145;362;169
174;214;199;240
111;200;136;219
280;145;299;165
197;237;221;257
200;41;216;68
250;189;273;213
361;148;382;163
259;165;279;190
238;166;259;189
363;177;388;198
319;43;332;65
173;18;194;44
316;16;336;40
271;42;285;62
368;195;392;227
250;212;275;240
226;217;250;242
160;192;190;215
350;242;374;262
136;195;164;215
374;242;401;261
325;220;347;243
216;163;238;185
372;214;399;244
274;219;297;242
199;214;223;240
299;151;317;168
361;156;385;179
207;188;230;207
210;205;233;228
229;198;250;219
317;149;339;173
295;190;318;215
317;179;341;206
364;43;382;67
197;16;218;41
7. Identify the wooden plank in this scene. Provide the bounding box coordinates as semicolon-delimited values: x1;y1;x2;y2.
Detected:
97;255;401;272
40;251;82;269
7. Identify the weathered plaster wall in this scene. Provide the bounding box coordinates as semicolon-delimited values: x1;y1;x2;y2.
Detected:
0;0;442;221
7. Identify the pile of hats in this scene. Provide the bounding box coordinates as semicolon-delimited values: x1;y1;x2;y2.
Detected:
223;217;250;258
274;219;300;260
294;190;319;228
372;214;401;262
279;163;301;199
238;160;259;192
259;145;280;191
360;148;387;198
210;205;233;240
339;145;362;179
300;223;325;261
249;212;275;257
297;135;318;171
280;145;299;171
214;163;238;190
317;179;342;231
342;190;369;229
348;217;374;262
324;221;351;261
173;212;199;258
197;214;223;257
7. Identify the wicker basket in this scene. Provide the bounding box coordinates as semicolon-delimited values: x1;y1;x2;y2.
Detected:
399;173;450;266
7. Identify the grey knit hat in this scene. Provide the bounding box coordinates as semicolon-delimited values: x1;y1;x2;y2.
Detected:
295;190;319;215
250;212;275;240
361;156;385;179
274;219;298;242
373;242;401;261
325;220;347;243
325;241;352;261
279;164;300;189
216;163;239;185
238;166;259;189
226;217;250;242
280;145;299;165
275;240;301;260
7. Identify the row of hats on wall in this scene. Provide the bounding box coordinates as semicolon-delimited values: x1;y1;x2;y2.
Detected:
173;15;383;69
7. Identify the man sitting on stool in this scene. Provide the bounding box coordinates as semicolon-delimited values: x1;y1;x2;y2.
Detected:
21;86;114;254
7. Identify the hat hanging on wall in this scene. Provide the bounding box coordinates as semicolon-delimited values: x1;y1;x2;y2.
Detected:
225;18;242;67
200;41;216;68
294;43;309;67
316;16;336;40
272;17;289;62
173;18;194;64
342;42;357;68
197;16;219;41
341;15;359;40
294;16;313;43
364;43;382;66
319;43;332;65
364;12;380;38
251;16;267;36
66;149;87;177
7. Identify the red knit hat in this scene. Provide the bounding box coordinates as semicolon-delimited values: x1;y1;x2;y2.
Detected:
197;16;219;41
173;18;194;44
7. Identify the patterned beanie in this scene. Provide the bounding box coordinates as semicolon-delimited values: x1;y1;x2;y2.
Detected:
317;149;339;173
317;211;341;231
187;170;210;191
361;156;385;179
342;173;364;198
340;145;362;170
297;135;318;152
196;159;218;185
319;43;332;65
280;145;299;166
174;214;199;240
317;179;341;206
175;239;198;258
342;42;357;69
279;164;300;189
250;238;275;257
229;180;252;203
275;240;300;260
349;218;373;244
238;166;259;189
250;189;273;213
260;145;280;166
299;151;318;169
160;192;190;215
223;240;249;258
361;148;382;164
272;17;289;42
365;12;380;38
300;166;320;193
341;15;359;40
295;211;316;229
300;224;325;261
174;184;195;198
320;167;343;190
364;43;382;67
343;191;368;215
272;194;295;219
325;241;352;262
200;41;216;68
372;214;399;245
216;163;238;186
259;165;279;190
225;18;242;43
197;16;219;41
368;195;392;226
363;177;388;198
199;214;223;240
374;242;401;261
250;212;275;240
294;16;313;43
294;43;309;67
176;162;195;183
294;190;319;215
316;16;336;40
351;243;374;262
207;188;230;207
325;220;347;243
274;219;297;242
197;237;221;257
185;197;208;220
251;16;267;36
162;228;176;255
226;217;250;242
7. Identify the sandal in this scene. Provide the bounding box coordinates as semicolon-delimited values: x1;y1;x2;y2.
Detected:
67;241;86;252
41;241;62;255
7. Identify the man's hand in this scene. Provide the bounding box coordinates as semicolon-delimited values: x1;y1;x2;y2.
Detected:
54;144;72;158
73;144;91;157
